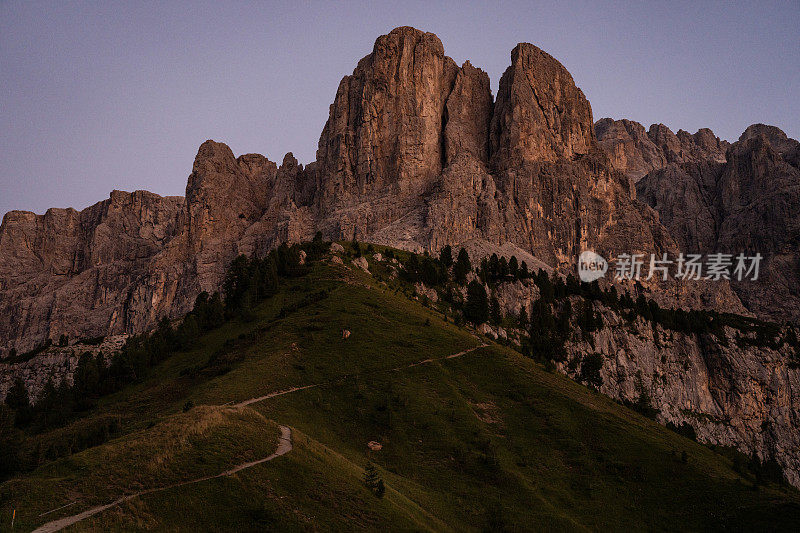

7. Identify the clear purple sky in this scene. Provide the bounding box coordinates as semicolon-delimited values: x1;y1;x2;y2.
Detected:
2;1;798;217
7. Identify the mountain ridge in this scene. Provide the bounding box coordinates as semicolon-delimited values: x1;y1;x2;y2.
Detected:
3;26;796;353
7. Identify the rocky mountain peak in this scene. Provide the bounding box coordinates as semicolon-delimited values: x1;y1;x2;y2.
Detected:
491;43;594;167
444;60;493;166
738;124;799;168
637;124;800;321
316;27;458;202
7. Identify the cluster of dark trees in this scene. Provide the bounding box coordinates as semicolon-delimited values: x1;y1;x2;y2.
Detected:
477;253;530;284
400;244;472;286
223;241;314;318
363;462;386;498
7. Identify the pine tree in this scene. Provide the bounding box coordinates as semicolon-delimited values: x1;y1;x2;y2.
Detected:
440;245;453;269
519;261;529;280
207;292;226;328
518;306;529;329
557;299;572;337
177;314;201;350
536;270;554;302
223;254;251;311
73;352;100;405
528;298;558;361
489;254;500;281
364;462;379;490
0;405;22;478
490;296;502;325
454;248;472;283
464;281;489;325
579;353;604;388
4;377;31;427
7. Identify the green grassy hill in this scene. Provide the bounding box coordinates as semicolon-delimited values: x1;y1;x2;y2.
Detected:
2;249;800;531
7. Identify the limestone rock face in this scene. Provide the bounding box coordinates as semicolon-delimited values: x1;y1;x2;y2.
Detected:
560;307;800;488
444;61;493;166
637;126;800;321
491;43;594;166
185;140;277;288
0;191;184;354
314;26;459;239
596;118;729;182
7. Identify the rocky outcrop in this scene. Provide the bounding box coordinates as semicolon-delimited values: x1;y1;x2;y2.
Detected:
314;27;460;240
595;118;729;182
0;143;300;355
0;191;184;354
444;61;493;166
560;304;800;487
0;336;127;402
637;125;800;322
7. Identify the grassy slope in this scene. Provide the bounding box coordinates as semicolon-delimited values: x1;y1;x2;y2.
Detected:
2;257;800;531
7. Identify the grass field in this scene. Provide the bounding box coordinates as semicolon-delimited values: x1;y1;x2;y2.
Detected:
2;256;799;531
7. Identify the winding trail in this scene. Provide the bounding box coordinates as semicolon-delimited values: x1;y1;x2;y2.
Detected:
33;426;293;533
235;338;487;408
32;337;487;532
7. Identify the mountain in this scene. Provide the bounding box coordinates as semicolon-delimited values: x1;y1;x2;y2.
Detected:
0;27;680;355
637;124;800;322
2;25;799;495
2;252;799;530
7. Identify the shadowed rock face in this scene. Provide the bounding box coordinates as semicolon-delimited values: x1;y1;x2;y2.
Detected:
595;118;729;182
637;125;800;322
0;191;186;354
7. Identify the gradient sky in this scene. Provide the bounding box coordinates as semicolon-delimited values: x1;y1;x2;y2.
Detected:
1;1;798;217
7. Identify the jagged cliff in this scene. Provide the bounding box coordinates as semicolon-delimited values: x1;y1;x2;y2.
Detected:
1;27;683;355
637;124;800;322
595;118;729;182
558;301;800;487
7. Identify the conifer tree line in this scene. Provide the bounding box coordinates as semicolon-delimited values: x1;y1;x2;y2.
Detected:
397;245;798;368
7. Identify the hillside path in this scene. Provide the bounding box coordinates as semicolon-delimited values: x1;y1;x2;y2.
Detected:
234;338;488;408
33;425;292;533
33;336;488;531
